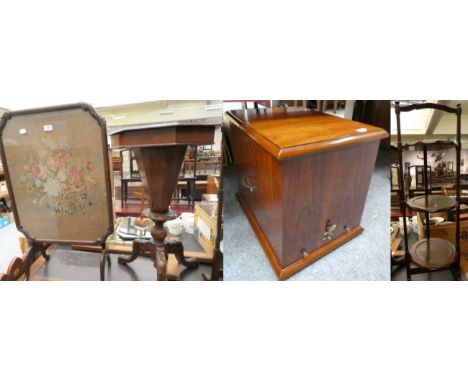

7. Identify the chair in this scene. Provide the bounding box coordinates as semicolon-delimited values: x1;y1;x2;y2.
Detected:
120;149;142;208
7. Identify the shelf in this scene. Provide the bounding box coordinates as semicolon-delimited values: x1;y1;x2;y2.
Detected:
409;238;456;270
407;195;457;213
402;140;457;151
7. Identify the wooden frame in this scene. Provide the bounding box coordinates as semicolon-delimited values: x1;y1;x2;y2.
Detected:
395;102;462;281
391;164;400;190
410;165;431;189
0;103;114;280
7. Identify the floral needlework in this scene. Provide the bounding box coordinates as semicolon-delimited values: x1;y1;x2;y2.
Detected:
20;139;98;216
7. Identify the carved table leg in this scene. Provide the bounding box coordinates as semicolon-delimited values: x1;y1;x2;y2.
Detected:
118;240;142;264
155;244;167;281
167;240;198;268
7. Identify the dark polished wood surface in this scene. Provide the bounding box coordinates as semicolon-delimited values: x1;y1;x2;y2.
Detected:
228;108;388;279
110;124;215;280
282;140;380;267
409;238;456;270
133;145;187;215
110;125;214;148
407;195;457;213
228;108;388;160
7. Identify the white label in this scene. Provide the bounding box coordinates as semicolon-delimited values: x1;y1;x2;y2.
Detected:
356;127;368;133
197;218;211;241
43;124;54;132
19;128;27;135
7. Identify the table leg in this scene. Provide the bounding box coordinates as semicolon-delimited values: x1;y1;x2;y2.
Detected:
118;239;147;264
119;239;167;280
155;245;167;281
167;240;198;268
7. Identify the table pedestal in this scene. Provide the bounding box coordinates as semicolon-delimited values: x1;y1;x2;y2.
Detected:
117;145;198;280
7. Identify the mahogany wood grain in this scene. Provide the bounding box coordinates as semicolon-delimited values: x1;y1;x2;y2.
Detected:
228;108;388;160
231;123;284;257
110;125;214;148
228;108;388;279
282;140;380;267
237;191;363;280
110;123;216;280
133;145;187;215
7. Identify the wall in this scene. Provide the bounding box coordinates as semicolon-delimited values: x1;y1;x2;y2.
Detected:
402;149;468;173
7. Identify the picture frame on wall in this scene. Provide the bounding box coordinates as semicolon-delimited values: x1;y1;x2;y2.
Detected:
404;162;411;173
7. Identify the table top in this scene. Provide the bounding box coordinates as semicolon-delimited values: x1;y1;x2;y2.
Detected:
108;101;221;148
110;123;217;148
105;100;223;135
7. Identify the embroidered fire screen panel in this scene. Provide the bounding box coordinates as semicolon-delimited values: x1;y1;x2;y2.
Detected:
1;106;112;242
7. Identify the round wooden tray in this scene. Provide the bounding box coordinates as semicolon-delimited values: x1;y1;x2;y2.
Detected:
407;195;457;213
409;238;456;270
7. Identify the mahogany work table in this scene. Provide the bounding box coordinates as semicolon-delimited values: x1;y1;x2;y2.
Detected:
110;119;219;280
226;107;389;280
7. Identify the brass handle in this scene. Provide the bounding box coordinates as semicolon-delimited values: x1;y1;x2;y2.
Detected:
241;176;256;192
322;221;336;242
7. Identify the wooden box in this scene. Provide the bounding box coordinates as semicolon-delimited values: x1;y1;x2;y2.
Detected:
226;107;388;280
194;202;218;256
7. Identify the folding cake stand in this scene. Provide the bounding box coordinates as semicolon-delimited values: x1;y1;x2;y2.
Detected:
395;102;461;280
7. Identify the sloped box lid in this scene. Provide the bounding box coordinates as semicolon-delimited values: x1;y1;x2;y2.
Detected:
226;107;389;160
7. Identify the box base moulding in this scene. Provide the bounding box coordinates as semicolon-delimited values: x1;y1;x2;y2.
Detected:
236;192;364;280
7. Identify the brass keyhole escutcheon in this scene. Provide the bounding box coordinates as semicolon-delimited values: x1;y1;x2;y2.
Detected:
322;221;336;242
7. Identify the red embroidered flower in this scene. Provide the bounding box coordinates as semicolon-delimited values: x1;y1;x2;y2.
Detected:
52;149;71;166
70;170;84;188
31;165;45;180
86;161;95;172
